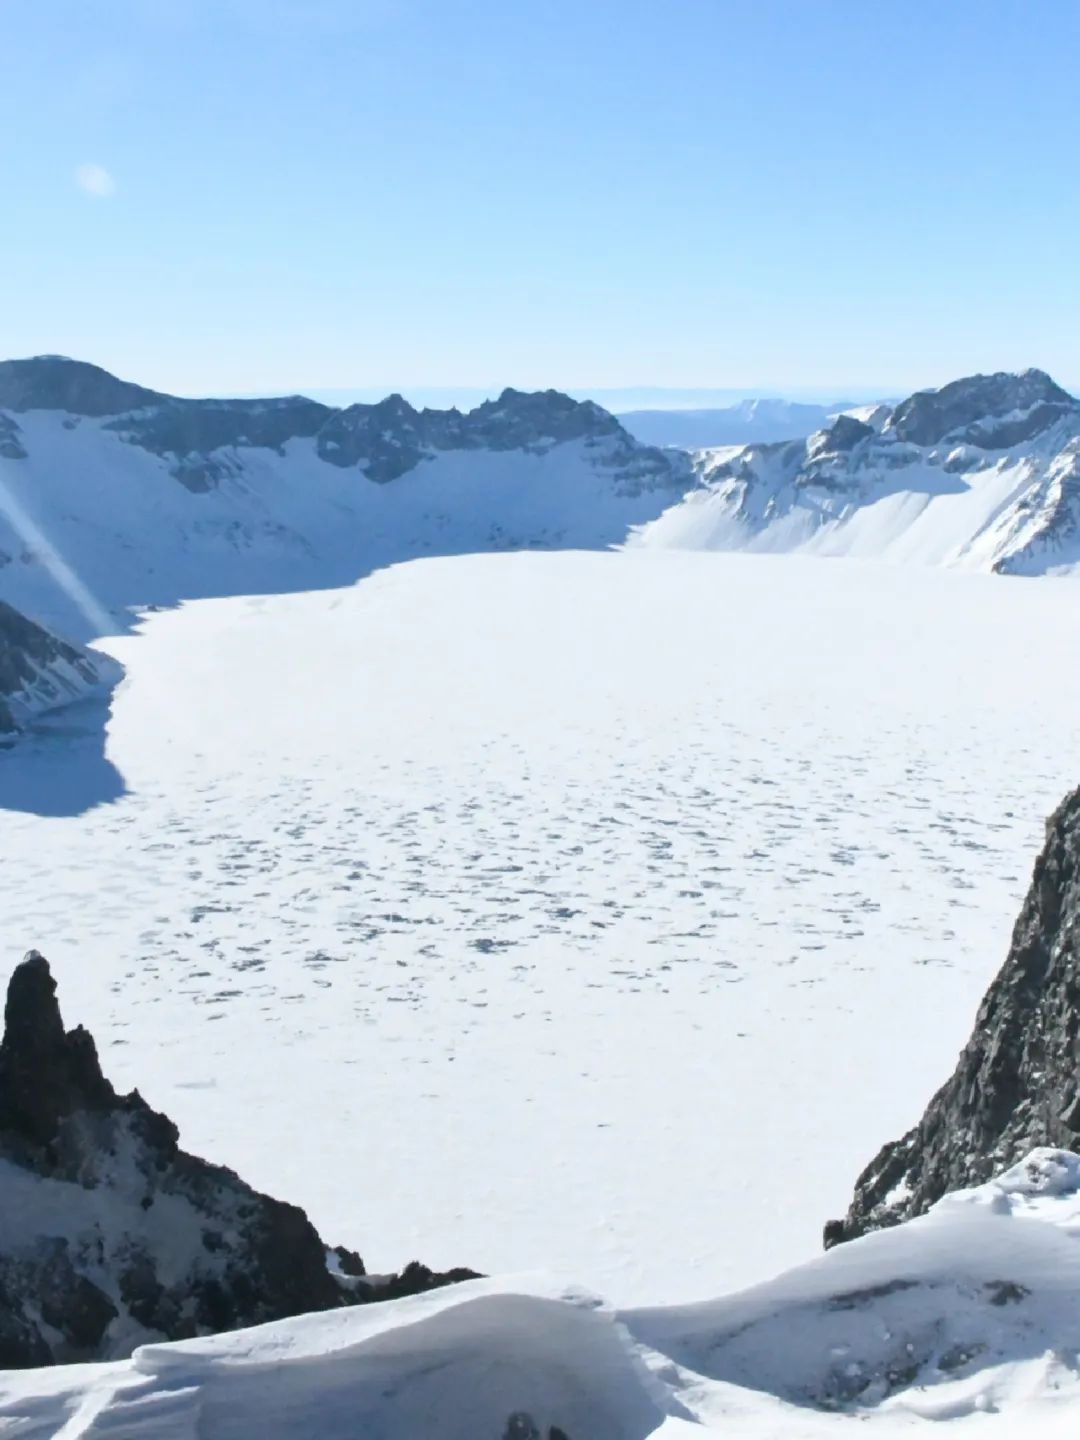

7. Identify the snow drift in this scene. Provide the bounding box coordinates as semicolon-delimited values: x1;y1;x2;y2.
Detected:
5;1151;1080;1436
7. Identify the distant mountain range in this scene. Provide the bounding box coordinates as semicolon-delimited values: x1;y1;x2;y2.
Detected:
0;357;1076;668
0;356;693;640
618;398;892;450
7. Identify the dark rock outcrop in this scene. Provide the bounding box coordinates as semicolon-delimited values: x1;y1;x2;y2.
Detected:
887;368;1075;449
805;415;874;463
316;387;634;482
107;395;333;474
0;413;26;459
0;601;115;738
0;953;477;1365
0;356;165;417
825;786;1080;1246
503;1416;573;1440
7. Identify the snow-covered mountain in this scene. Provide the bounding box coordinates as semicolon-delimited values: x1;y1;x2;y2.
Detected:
0;357;692;640
618;397;868;450
633;369;1080;575
0;599;118;738
3;359;1080;652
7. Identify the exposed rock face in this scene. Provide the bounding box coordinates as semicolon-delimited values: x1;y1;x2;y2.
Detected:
888;369;1074;449
0;356;165;417
805;415;874;463
502;1416;573;1440
825;786;1080;1246
108;395;332;492
0;413;26;460
316;387;643;483
0;953;476;1365
0;601;118;738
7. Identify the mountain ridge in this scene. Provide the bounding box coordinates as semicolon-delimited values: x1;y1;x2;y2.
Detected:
3;359;1080;651
632;367;1080;575
0;356;693;639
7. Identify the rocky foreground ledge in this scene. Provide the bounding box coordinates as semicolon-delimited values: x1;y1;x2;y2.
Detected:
827;784;1080;1246
0;952;476;1366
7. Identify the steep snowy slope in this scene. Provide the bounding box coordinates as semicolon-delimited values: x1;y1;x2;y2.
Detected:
633;370;1080;575
0;357;691;639
5;1150;1080;1436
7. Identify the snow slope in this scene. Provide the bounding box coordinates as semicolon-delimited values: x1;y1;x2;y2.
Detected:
0;359;690;641
634;370;1080;574
6;1150;1080;1437
3;549;1080;1310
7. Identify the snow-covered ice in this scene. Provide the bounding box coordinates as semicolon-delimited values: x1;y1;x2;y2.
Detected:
2;549;1079;1313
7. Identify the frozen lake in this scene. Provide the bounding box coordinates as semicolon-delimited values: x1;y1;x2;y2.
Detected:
3;549;1078;1304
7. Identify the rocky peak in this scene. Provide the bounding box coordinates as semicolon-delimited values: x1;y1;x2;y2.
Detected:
0;952;117;1153
806;414;874;461
887;369;1076;448
825;784;1080;1247
469;388;623;449
377;392;418;418
0;952;476;1366
0;356;165;417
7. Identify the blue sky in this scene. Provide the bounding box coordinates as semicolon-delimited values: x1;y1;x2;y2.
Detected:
4;0;1080;399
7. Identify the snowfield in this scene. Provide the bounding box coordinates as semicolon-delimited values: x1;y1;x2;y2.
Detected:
7;1151;1080;1436
2;549;1079;1316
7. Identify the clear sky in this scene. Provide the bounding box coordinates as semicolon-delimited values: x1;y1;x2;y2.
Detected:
4;0;1080;399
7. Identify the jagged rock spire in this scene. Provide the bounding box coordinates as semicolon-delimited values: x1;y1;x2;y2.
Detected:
0;951;476;1366
0;951;115;1149
826;785;1080;1246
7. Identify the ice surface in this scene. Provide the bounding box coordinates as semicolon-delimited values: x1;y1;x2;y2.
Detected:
1;549;1078;1313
